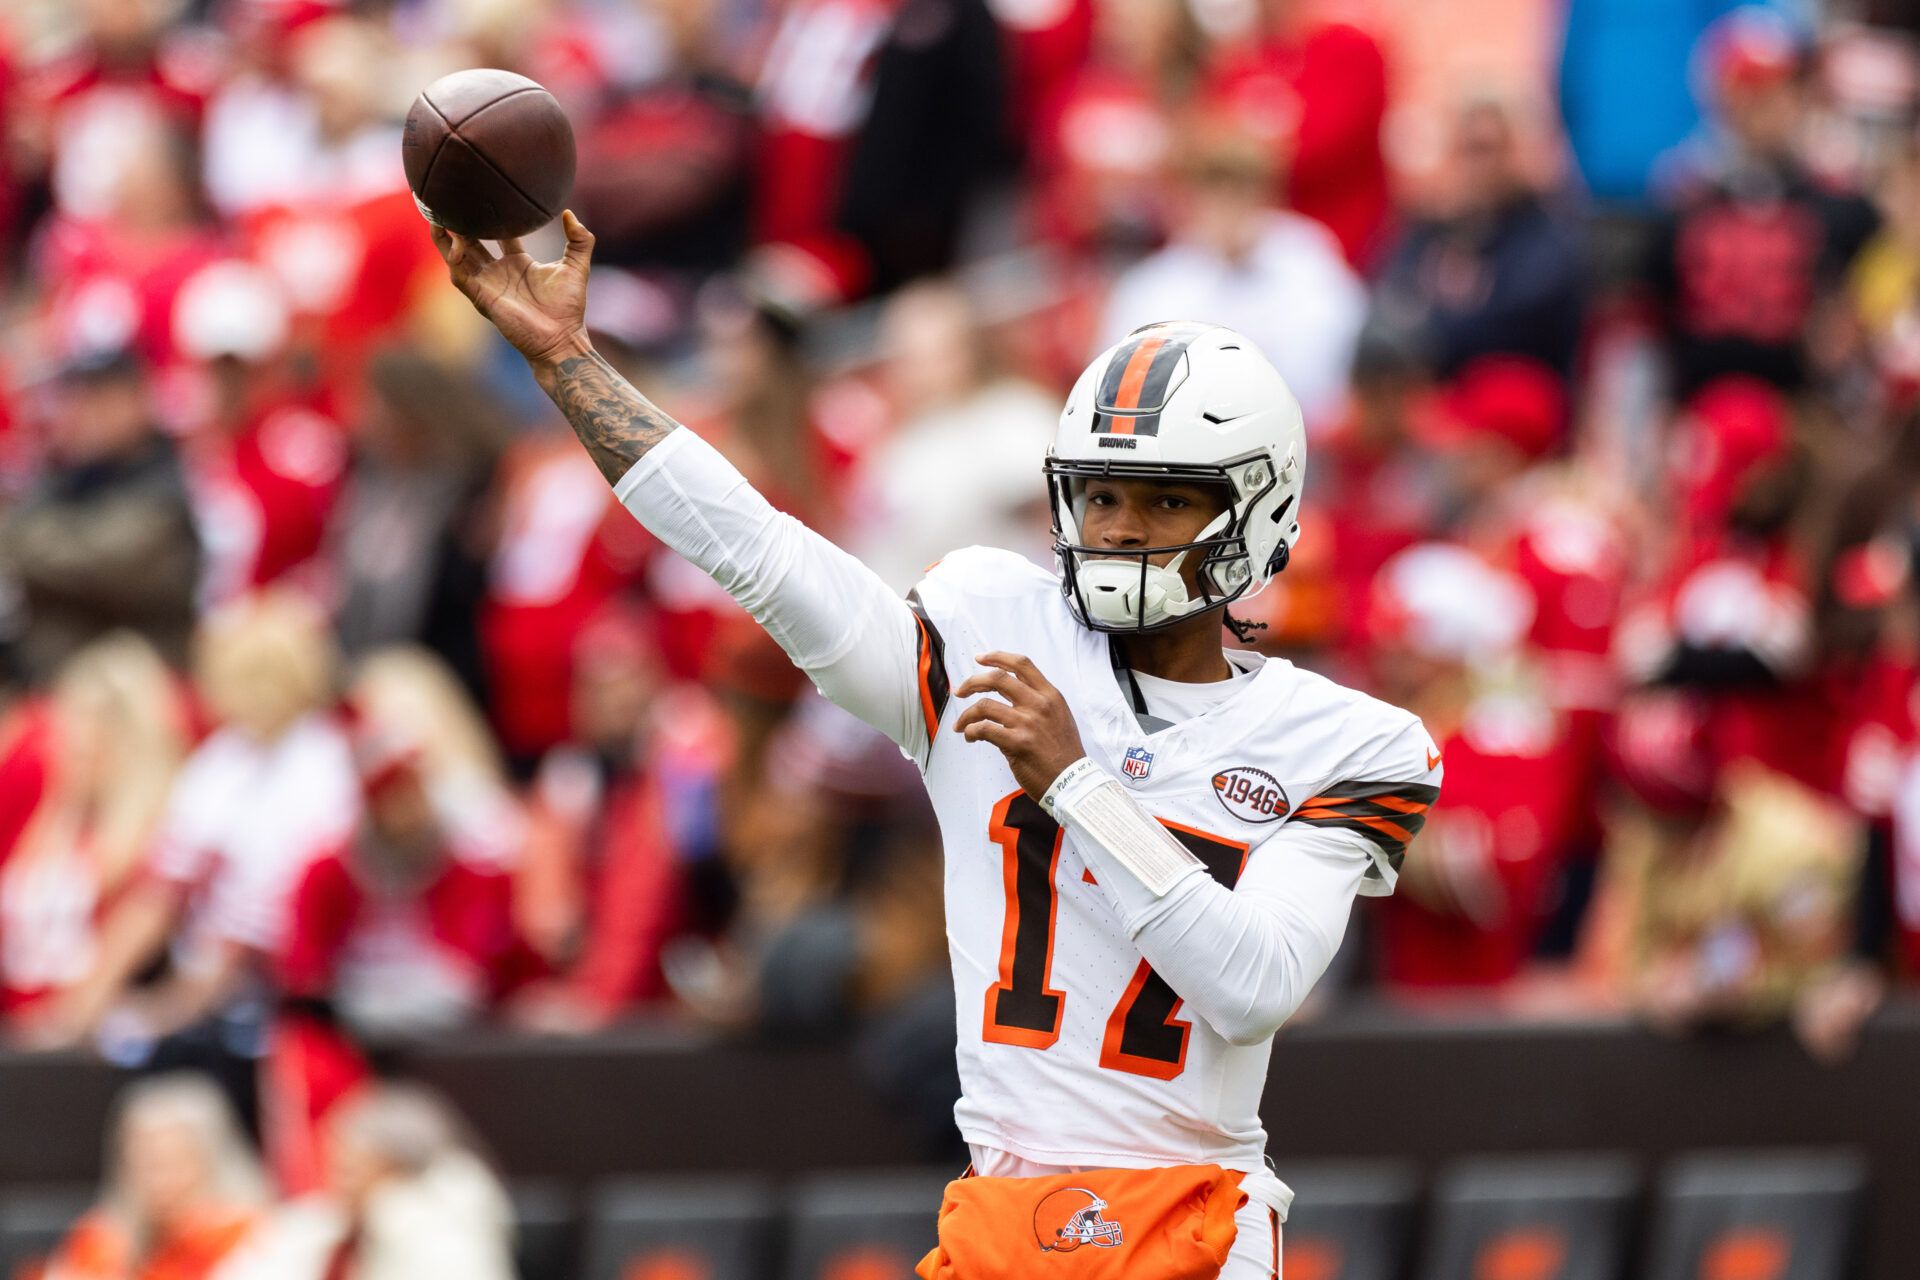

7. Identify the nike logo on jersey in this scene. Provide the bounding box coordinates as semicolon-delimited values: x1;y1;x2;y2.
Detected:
1426;748;1442;771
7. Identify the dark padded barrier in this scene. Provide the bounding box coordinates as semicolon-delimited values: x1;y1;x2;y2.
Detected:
1645;1150;1866;1280
511;1179;579;1280
1277;1160;1420;1280
0;1187;91;1280
1418;1154;1638;1280
5;1003;1920;1277
580;1175;779;1280
779;1169;951;1280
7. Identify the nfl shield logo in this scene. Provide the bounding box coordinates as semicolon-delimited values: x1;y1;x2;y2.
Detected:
1122;746;1154;781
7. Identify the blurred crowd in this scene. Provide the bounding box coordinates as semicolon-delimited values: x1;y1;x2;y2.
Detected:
5;0;1920;1266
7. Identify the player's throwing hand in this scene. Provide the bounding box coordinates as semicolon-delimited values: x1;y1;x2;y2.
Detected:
430;210;596;365
954;652;1087;803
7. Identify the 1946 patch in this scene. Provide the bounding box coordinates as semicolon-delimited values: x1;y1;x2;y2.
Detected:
1211;766;1289;823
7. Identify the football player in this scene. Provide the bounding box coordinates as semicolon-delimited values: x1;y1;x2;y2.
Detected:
431;213;1441;1278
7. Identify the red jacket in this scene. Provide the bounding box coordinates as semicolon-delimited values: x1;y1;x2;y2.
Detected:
1375;696;1583;989
279;843;538;1007
1203;21;1391;268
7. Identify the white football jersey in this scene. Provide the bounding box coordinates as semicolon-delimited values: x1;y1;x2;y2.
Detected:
907;547;1438;1179
610;427;1438;1211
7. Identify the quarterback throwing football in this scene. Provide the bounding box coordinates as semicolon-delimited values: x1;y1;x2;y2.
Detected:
433;212;1440;1278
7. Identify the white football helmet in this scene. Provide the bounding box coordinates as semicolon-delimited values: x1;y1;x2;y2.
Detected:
1047;321;1307;633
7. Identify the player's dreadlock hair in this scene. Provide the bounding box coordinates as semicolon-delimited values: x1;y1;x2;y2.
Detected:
1223;610;1267;644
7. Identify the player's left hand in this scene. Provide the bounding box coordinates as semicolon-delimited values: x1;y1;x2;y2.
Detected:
954;652;1087;803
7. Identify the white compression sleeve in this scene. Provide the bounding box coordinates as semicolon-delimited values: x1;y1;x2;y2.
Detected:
1045;758;1370;1046
613;431;930;758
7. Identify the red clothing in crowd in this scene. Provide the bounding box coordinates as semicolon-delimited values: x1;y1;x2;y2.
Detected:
0;709;62;1016
278;844;534;1010
993;0;1094;142
1653;531;1823;790
752;0;900;288
235;153;442;422
0;28;19;248
1203;18;1390;267
1508;492;1629;707
187;401;346;606
523;760;687;1014
1376;695;1584;989
49;1206;257;1280
1029;64;1176;253
481;440;652;759
22;31;214;219
34;213;227;374
1313;424;1443;651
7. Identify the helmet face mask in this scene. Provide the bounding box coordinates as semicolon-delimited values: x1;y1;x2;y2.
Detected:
1048;321;1307;637
1046;453;1285;634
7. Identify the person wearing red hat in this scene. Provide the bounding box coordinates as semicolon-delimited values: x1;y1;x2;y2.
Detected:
1414;354;1568;541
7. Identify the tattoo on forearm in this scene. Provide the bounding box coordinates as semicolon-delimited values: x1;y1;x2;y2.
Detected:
535;350;680;483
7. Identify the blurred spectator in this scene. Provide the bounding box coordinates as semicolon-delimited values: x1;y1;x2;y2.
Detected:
217;1085;515;1280
15;0;217;224
1613;380;1825;791
1365;544;1584;993
1589;758;1861;1030
513;610;726;1031
29;116;224;379
174;260;344;608
755;0;1006;295
44;1074;265;1280
1028;0;1201;257
478;409;652;771
569;0;754;320
0;21;20;265
328;351;505;699
1848;136;1920;403
667;695;922;1031
1296;328;1444;652
1098;120;1365;432
1646;8;1880;396
1199;0;1390;267
846;823;962;1158
226;16;441;419
0;349;201;682
1376;96;1587;381
690;280;842;524
846;280;1057;591
0;635;186;1028
48;592;356;1055
1420;354;1570;535
636;284;840;699
277;648;532;1040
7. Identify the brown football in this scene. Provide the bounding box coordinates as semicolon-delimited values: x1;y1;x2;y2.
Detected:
402;69;575;240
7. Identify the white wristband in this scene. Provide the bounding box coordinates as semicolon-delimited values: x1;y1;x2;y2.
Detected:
1040;756;1105;819
1044;757;1203;898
